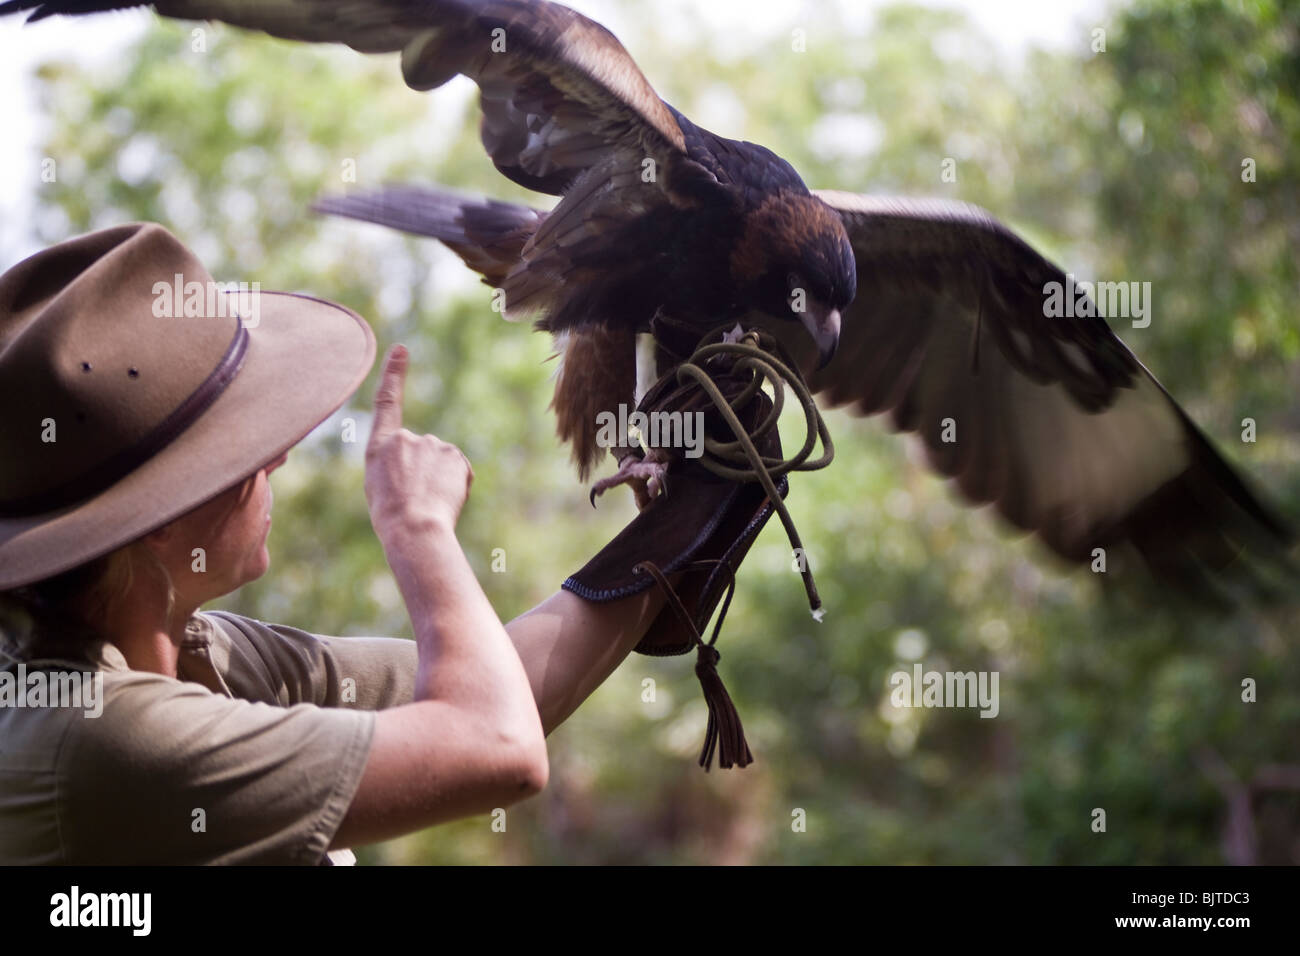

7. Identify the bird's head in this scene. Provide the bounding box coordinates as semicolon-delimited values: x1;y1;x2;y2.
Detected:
730;191;856;368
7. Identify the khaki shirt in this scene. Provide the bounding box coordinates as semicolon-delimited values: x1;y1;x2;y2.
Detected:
0;610;416;865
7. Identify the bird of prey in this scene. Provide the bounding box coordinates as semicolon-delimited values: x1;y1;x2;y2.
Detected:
4;0;1294;594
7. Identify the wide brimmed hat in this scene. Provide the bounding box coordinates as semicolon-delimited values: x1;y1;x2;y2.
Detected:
0;222;376;589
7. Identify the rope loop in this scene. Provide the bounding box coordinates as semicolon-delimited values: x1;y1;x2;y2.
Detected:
667;324;834;616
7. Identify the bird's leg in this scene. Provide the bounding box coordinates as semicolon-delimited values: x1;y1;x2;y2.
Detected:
634;331;659;406
587;329;670;510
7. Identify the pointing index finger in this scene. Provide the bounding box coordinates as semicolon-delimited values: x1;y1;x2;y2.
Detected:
369;344;408;446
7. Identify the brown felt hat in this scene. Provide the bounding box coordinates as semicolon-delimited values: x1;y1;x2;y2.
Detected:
0;222;376;590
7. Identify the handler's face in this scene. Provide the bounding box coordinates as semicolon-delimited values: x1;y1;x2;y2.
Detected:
223;450;288;586
157;450;288;604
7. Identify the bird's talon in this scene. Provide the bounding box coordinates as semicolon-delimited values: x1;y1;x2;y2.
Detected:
589;454;671;511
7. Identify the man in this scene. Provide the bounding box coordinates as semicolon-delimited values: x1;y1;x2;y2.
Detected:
0;222;764;863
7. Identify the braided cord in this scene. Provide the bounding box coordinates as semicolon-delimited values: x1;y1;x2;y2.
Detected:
675;325;835;617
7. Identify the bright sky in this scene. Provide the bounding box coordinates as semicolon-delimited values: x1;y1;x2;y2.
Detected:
0;0;1109;261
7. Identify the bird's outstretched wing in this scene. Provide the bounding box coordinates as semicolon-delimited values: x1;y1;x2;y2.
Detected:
0;0;690;194
770;191;1295;594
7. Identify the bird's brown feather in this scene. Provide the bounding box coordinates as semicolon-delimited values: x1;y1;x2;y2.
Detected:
549;325;636;481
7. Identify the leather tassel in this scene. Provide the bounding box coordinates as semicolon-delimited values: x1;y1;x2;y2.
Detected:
634;558;754;771
695;643;753;771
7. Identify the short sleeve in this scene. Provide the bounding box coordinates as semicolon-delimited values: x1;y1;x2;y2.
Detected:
200;611;417;711
56;672;375;865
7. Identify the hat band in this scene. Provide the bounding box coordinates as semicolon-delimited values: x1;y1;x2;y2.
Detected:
0;320;250;519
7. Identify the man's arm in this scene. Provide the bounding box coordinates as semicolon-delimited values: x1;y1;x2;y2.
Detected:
505;586;667;737
334;345;548;850
212;574;669;730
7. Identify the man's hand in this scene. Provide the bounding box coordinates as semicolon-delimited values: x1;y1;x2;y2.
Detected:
364;343;473;536
336;342;548;849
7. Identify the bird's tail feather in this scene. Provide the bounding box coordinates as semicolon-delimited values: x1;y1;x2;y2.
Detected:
313;186;546;289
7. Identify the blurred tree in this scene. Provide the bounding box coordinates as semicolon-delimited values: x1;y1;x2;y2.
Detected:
10;0;1298;864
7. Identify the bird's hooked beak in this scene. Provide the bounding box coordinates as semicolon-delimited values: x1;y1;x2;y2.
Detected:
800;305;841;369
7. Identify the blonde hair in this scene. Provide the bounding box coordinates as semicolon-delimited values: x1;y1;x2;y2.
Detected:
0;541;177;659
1;470;258;657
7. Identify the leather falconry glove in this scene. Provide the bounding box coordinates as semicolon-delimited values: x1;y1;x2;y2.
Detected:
563;317;833;771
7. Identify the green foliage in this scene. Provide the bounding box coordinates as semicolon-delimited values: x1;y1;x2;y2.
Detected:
13;0;1298;863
